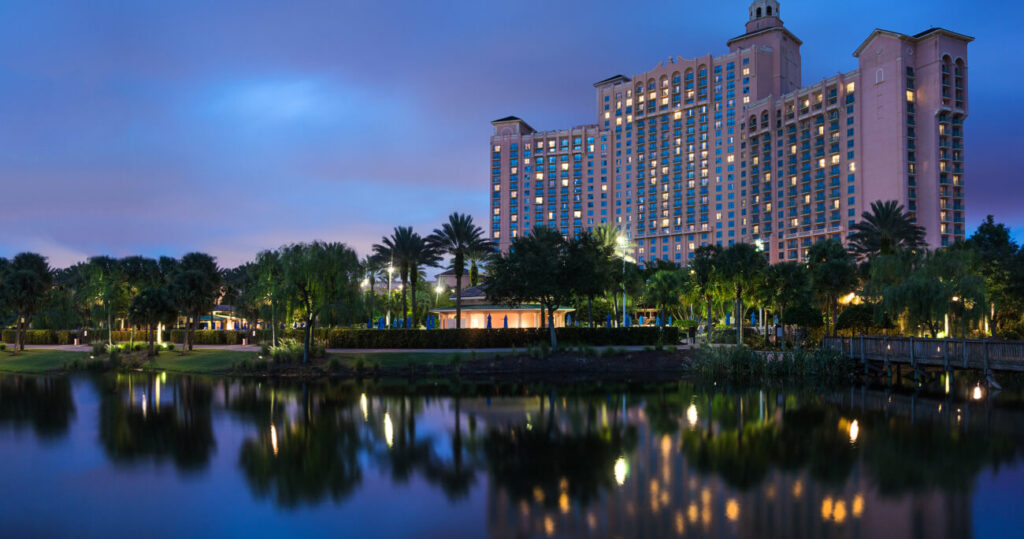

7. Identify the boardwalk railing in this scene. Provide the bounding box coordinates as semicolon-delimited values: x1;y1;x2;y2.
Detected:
822;335;1024;373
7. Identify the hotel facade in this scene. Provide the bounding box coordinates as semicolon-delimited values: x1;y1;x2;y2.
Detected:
488;0;971;264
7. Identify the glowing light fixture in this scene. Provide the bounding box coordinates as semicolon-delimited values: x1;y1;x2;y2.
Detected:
614;457;629;485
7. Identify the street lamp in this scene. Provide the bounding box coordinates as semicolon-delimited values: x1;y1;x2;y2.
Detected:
617;235;628;327
434;282;444;305
386;263;394;329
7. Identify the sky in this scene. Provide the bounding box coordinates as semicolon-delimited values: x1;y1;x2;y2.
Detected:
1;0;1022;268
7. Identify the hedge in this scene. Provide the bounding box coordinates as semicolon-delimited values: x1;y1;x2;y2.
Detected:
1;326;680;348
322;327;680;349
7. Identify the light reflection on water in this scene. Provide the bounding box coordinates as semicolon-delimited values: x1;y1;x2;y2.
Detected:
0;373;1021;537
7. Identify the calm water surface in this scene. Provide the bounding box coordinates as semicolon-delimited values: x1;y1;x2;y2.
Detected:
0;373;1022;538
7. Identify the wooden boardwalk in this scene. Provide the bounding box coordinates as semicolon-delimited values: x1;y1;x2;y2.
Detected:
822;336;1024;373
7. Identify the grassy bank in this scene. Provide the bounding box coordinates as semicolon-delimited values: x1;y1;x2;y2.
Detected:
0;349;90;373
690;345;857;386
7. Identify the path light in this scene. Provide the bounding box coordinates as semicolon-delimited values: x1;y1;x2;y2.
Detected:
848;419;859;444
614;457;629;485
972;384;984;400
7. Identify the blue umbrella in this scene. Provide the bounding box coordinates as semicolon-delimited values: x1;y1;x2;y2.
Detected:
751;312;757;326
486;314;492;329
606;314;612;328
639;315;645;325
503;315;508;329
567;314;572;326
668;316;673;326
656;315;662;327
367;320;372;329
774;314;779;325
626;314;632;327
725;312;731;326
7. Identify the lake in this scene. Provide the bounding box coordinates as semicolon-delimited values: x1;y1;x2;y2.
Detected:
0;372;1021;538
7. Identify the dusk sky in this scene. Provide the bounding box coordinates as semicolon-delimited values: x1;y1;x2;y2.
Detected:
2;0;1021;268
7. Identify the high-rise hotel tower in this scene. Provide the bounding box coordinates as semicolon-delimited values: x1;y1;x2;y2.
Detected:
488;0;971;264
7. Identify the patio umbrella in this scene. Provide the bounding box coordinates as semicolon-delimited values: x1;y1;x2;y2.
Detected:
639;315;645;325
367;320;372;329
668;316;673;326
751;312;757;326
606;314;612;328
626;314;632;327
503;315;508;329
726;312;731;326
567;314;572;326
486;314;492;329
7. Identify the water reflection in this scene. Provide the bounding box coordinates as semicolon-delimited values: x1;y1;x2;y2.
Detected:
0;376;74;438
0;373;1021;537
97;374;215;470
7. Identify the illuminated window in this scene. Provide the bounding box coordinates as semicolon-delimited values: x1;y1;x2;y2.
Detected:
845;82;855;93
906;90;915;102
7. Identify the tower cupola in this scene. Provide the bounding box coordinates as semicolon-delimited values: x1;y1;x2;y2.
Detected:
746;0;782;32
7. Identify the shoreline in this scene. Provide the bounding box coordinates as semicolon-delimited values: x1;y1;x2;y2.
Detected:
0;346;694;380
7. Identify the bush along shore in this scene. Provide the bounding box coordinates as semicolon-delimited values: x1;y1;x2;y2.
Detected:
2;326;681;348
689;345;857;386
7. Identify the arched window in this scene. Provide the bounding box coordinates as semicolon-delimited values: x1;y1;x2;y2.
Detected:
767;6;772;15
756;7;762;17
875;68;884;84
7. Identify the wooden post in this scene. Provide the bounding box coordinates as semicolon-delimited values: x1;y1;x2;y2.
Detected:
944;340;949;371
883;336;889;368
962;338;968;369
910;336;916;368
984;341;990;375
861;335;867;375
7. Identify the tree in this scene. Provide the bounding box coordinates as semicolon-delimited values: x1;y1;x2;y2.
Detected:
128;288;177;356
279;241;360;364
965;215;1020;330
848;200;925;258
485;227;571;347
718;243;767;346
645;269;684;326
565;232;615;327
892;248;986;338
171;253;220;353
251;250;284;346
373;227;422;328
427;213;490;329
0;253;53;353
689;245;722;343
760;261;811;348
807;240;858;336
81;256;126;346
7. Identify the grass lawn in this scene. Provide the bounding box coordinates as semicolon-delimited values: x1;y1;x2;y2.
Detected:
0;349;90;374
143;349;258;374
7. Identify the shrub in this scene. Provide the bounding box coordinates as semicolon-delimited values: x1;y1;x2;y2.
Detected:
267;339;325;363
320;327;680;349
91;341;107;356
691;345;856;385
0;343;6;351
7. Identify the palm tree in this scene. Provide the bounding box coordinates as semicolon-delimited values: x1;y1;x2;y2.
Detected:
375;227;438;328
848;200;926;257
645;269;684;326
404;235;441;328
718;244;768;346
427;214;489;329
807;239;858;336
128;288;177;356
689;245;721;343
761;261;810;349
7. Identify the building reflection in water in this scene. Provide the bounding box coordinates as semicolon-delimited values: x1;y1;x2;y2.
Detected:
479;386;1007;539
4;372;1017;537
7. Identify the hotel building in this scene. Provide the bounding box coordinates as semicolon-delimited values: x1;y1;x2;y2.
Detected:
488;0;971;264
